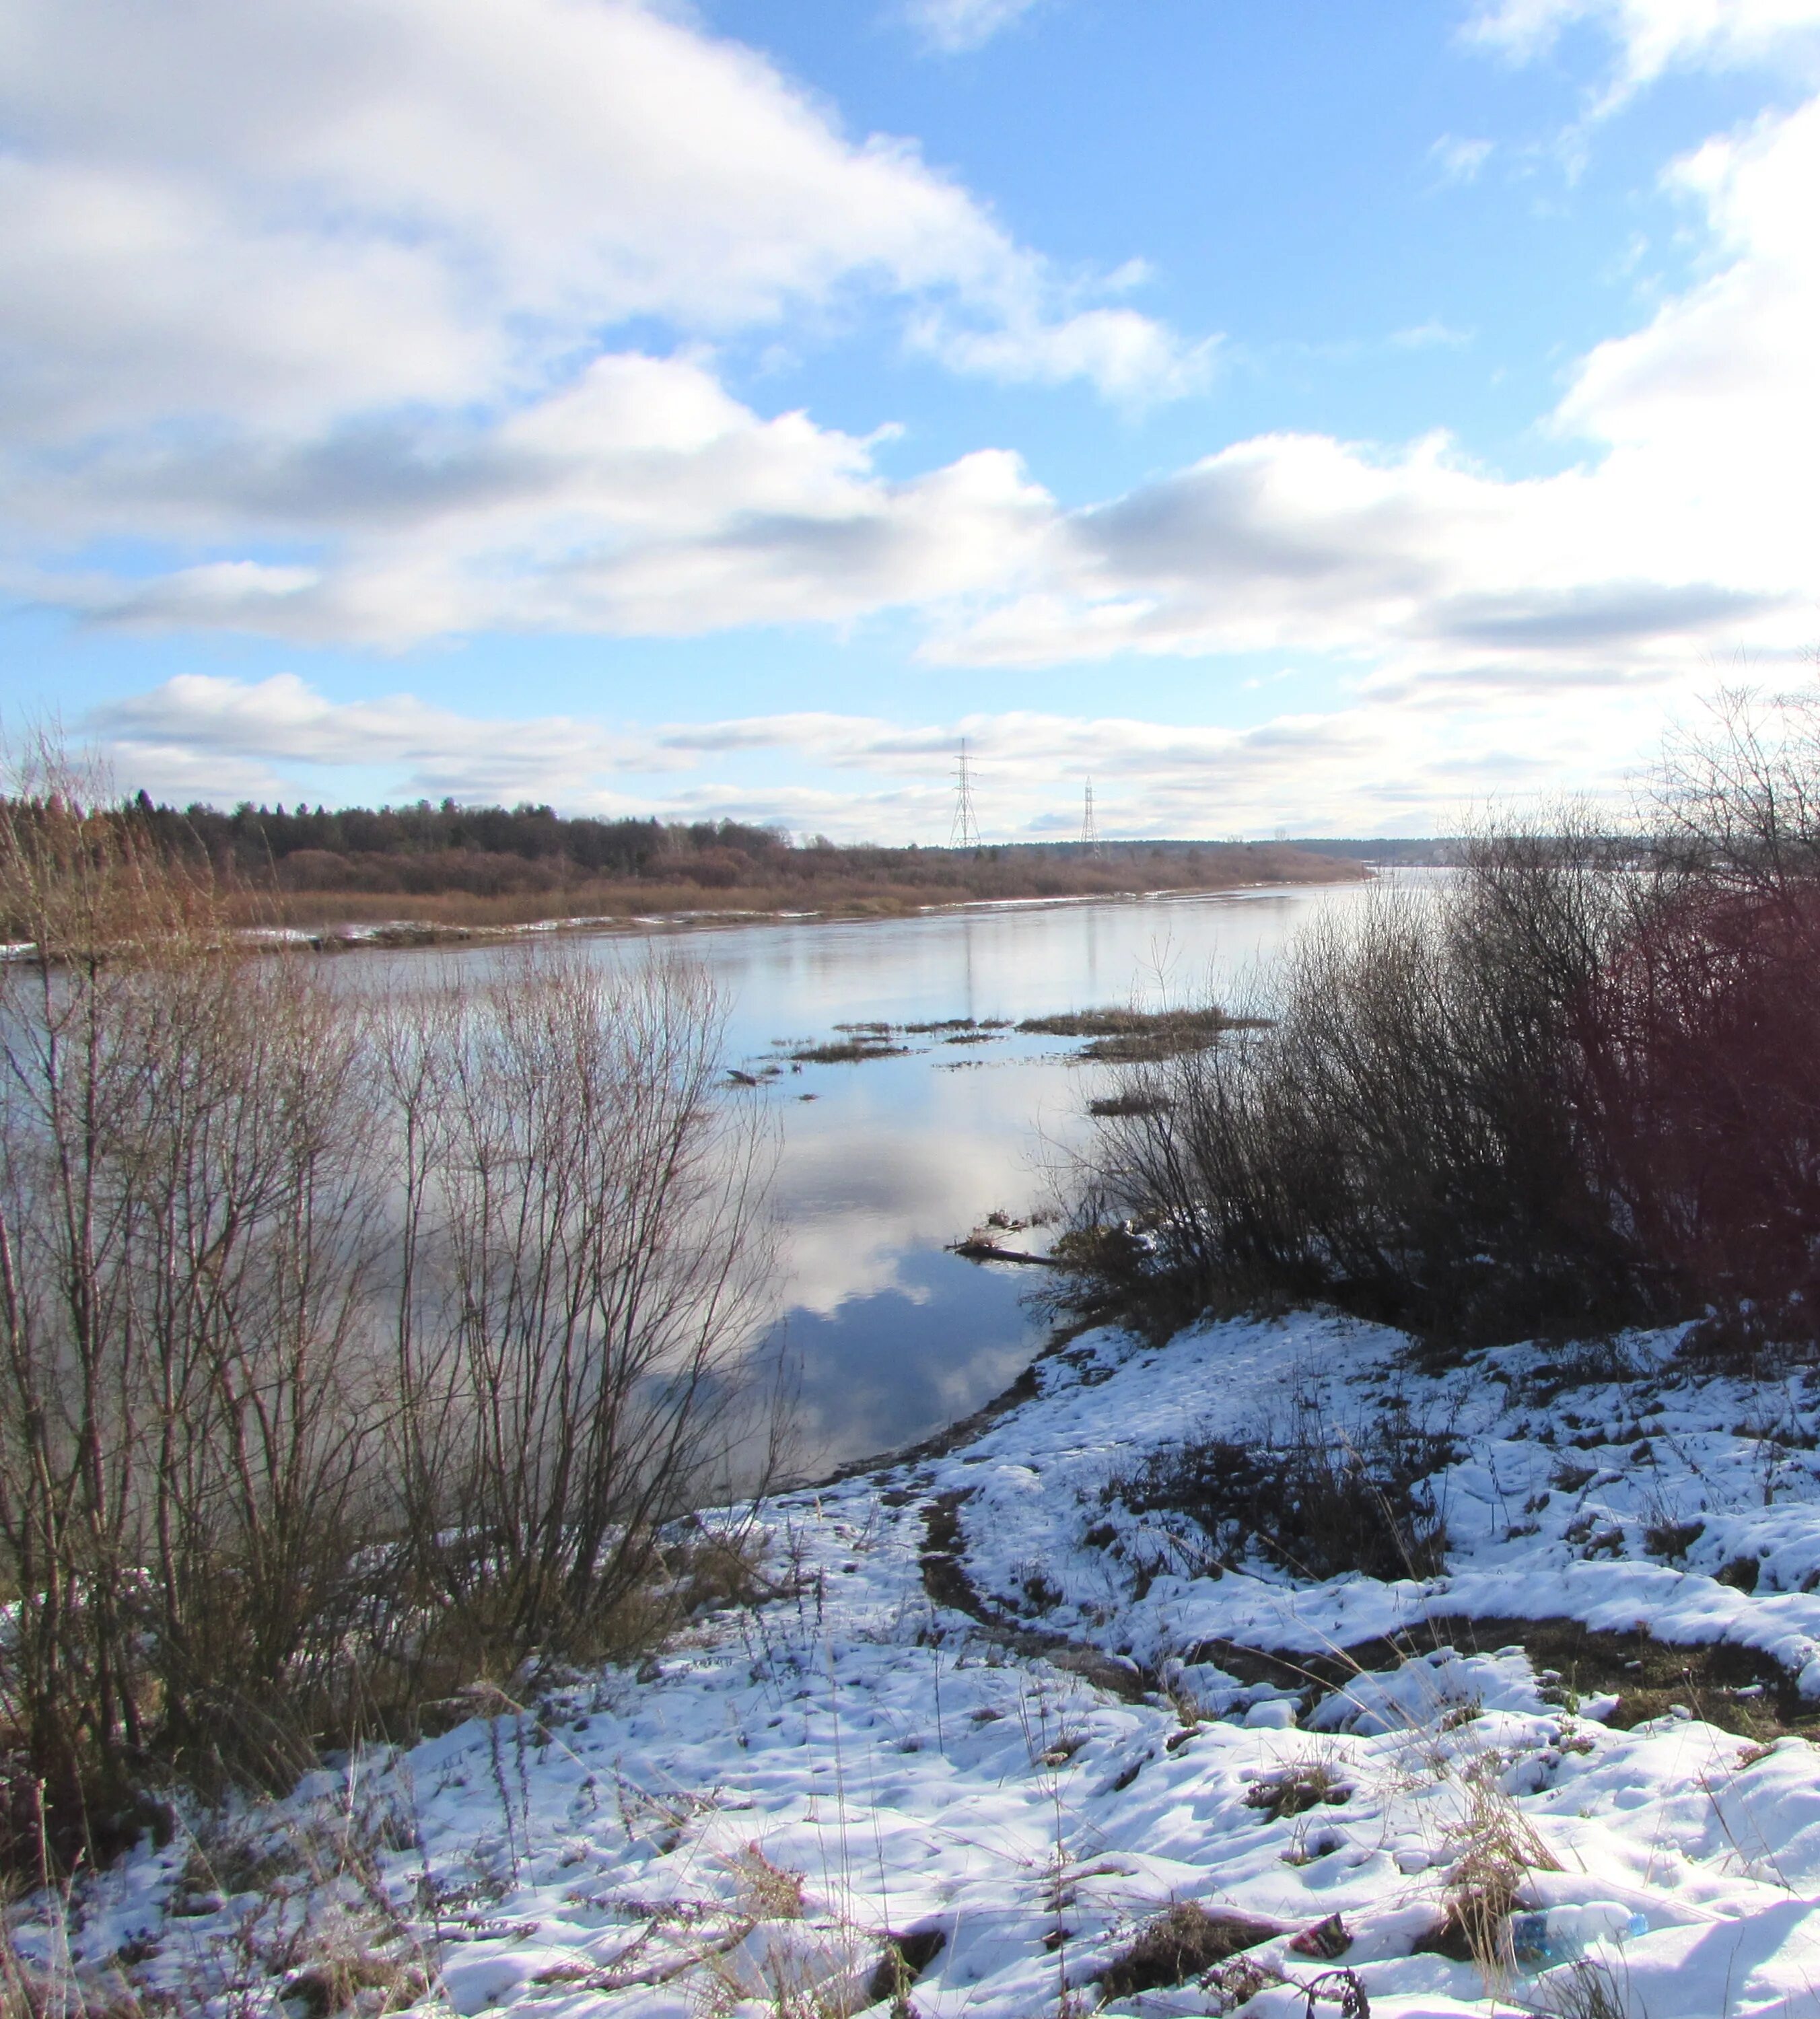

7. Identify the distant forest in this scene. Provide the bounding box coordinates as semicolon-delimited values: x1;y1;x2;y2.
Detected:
109;791;1391;927
134;792;808;893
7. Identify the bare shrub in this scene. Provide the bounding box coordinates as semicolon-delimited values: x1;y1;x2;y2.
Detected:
0;746;779;1867
1067;700;1820;1353
1116;837;1644;1345
1562;690;1820;1345
378;948;776;1687
1112;1396;1457;1582
0;751;383;1853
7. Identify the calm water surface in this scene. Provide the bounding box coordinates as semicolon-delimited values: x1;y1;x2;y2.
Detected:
369;878;1426;1469
617;878;1413;1468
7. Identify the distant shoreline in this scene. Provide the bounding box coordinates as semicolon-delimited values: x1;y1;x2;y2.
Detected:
240;870;1378;956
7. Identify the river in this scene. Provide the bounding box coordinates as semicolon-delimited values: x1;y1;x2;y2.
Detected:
355;876;1415;1469
628;876;1420;1468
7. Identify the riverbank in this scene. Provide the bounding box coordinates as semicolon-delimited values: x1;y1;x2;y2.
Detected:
22;1308;1820;2018
234;871;1373;955
223;843;1368;942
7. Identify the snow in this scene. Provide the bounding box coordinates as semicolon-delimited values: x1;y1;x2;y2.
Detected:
18;1310;1820;2017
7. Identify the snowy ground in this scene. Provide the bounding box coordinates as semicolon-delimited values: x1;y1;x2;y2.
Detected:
20;1312;1820;2017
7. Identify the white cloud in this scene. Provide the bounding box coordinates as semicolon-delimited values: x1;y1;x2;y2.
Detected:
20;351;1062;643
88;676;1667;840
1389;320;1476;348
90;672;659;805
22;30;1815;706
913;308;1217;404
904;0;1043;53
1430;134;1494;182
923;93;1820;691
1467;0;1820;102
0;0;1193;451
21;0;1820;837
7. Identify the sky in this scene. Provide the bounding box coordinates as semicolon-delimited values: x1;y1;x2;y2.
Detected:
3;0;1818;842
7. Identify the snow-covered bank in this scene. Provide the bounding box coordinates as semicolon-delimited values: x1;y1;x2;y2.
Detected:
18;1313;1820;2018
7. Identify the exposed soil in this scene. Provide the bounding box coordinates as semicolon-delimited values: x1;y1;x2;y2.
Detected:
1168;1616;1817;1740
917;1490;1153;1703
1095;1904;1279;1999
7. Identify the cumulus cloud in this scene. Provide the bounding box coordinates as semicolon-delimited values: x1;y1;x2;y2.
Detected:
923;92;1820;695
0;0;1193;453
19;26;1814;712
1;0;1212;658
22;0;1820;834
24;353;1061;644
913;307;1217;404
903;0;1043;54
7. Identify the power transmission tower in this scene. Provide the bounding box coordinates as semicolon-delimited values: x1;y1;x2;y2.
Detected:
1080;777;1102;857
949;739;980;850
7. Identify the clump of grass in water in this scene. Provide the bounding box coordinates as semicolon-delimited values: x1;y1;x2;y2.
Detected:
1018;1005;1260;1062
1087;1090;1169;1118
788;1039;908;1064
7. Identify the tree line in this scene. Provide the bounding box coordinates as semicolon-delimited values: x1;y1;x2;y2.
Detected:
123;794;792;892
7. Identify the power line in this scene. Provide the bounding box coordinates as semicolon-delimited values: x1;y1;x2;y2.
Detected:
950;738;980;850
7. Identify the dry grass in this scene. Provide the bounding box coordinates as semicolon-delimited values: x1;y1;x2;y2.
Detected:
1017;1005;1260;1063
1094;1903;1278;2002
1109;1398;1458;1585
787;1040;908;1065
1087;1090;1170;1119
222;845;1364;937
1415;1771;1562;1994
693;1921;872;2019
725;1847;808;1923
1242;1759;1352;1823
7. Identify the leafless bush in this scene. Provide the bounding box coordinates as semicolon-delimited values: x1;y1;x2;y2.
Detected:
0;749;378;1853
1068;695;1820;1353
378;947;777;1685
1111;1395;1457;1582
1070;829;1653;1347
0;745;779;1868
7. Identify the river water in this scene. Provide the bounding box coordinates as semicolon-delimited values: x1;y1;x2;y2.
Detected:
627;877;1407;1469
358;876;1412;1469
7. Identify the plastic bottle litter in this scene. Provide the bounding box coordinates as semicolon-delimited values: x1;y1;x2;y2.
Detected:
1509;1904;1648;1973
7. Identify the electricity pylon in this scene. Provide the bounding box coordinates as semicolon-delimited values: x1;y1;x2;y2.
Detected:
950;739;980;849
1080;778;1102;857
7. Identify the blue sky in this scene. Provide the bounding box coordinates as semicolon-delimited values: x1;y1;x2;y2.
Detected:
3;0;1818;839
